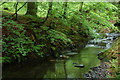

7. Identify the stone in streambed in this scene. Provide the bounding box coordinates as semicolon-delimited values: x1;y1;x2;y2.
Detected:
90;67;98;71
72;62;77;64
84;74;90;78
74;64;85;68
65;52;78;56
59;55;69;59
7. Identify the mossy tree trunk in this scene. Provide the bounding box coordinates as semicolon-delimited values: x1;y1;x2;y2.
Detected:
26;2;37;16
79;2;83;12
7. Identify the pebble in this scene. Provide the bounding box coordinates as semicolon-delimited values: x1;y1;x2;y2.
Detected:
73;62;77;64
84;62;110;78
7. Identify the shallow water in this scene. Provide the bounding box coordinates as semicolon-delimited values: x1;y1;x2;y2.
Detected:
2;47;102;78
3;33;119;78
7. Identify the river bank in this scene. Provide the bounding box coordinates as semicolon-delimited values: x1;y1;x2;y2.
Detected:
85;37;120;78
3;32;119;78
2;12;90;64
2;46;102;78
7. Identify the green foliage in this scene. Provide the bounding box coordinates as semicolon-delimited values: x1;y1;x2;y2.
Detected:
68;2;119;38
1;2;120;64
2;2;27;14
109;59;118;71
106;59;119;78
2;57;11;63
37;2;48;17
2;18;44;63
47;29;72;44
41;26;49;30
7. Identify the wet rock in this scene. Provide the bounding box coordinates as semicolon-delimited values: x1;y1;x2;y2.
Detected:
84;62;110;78
74;64;85;68
90;67;98;71
72;62;77;64
72;48;78;52
84;74;91;78
49;59;56;62
65;52;78;56
59;55;69;59
98;66;102;68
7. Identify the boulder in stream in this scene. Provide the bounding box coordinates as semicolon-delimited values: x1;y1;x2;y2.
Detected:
59;55;69;59
74;64;85;68
65;52;78;56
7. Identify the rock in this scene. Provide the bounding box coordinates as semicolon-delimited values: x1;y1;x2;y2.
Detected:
84;74;90;78
84;62;111;78
65;51;71;53
72;48;78;52
90;67;98;71
59;55;69;59
49;59;56;62
65;52;78;56
72;62;77;64
98;66;102;68
74;64;85;68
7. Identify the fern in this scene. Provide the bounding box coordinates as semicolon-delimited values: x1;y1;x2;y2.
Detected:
47;29;72;44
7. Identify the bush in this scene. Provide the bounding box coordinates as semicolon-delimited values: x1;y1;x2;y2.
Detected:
2;17;44;63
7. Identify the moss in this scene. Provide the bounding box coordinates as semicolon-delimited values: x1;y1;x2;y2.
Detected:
98;37;120;78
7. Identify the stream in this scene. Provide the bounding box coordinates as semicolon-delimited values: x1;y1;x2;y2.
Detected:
2;33;120;78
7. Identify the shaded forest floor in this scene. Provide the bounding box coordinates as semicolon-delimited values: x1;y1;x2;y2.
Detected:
2;11;90;64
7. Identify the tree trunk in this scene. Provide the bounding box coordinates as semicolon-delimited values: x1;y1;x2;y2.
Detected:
26;2;37;16
63;1;68;19
15;2;18;20
46;2;53;19
79;2;83;12
43;1;53;24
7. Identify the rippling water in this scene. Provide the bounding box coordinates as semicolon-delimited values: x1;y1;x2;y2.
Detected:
3;33;119;78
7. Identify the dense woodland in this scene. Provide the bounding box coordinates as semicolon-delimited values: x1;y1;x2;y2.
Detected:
1;1;120;79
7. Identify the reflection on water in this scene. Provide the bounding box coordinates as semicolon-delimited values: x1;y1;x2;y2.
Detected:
2;47;102;78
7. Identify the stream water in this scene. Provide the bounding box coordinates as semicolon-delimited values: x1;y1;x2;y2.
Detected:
2;33;120;78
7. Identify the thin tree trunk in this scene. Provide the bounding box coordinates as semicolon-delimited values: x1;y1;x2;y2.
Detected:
43;1;53;24
63;0;68;19
79;2;83;12
15;2;18;20
12;2;27;17
26;2;37;16
46;1;53;20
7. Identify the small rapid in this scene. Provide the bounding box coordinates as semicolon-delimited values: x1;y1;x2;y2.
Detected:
2;32;120;78
86;33;120;49
84;32;120;78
